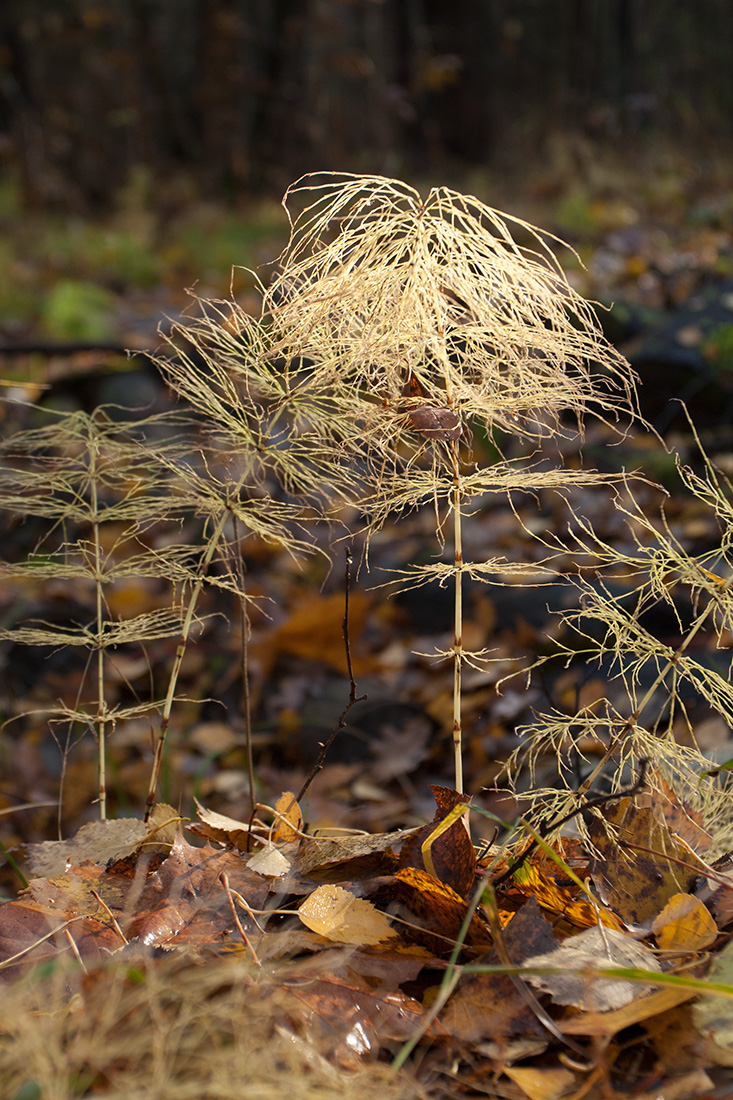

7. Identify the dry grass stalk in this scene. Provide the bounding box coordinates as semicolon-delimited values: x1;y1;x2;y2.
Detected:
0;954;428;1100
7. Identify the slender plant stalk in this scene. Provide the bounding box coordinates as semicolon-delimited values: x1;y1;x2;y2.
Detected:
450;440;464;795
231;515;256;819
88;435;108;820
144;503;234;822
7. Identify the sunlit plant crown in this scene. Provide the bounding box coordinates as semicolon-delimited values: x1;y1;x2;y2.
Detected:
262;173;637;441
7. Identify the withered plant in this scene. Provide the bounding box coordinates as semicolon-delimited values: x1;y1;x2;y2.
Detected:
256;173;638;792
507;428;733;852
0;376;340;822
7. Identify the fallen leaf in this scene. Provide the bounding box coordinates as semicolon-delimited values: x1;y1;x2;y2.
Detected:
283;973;436;1067
631;1070;715;1100
371;866;491;953
267;590;375;675
296;829;414;878
398;785;475;898
248;842;291;878
560;984;698;1036
522;926;661;1011
127;837;270;948
506;857;623;932
0;862;127;978
272;791;302;842
503;1064;576;1100
652;892;718;952
190;800;254;851
441;901;556;1044
692;938;733;1065
25;819;145;878
442;971;543;1047
587;795;709;929
23;809;180;878
298;885;396;945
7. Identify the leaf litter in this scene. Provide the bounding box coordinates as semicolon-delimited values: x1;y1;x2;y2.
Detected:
1;777;732;1098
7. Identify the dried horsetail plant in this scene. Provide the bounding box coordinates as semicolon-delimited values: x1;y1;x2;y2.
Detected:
145;300;359;817
0;408;207;821
258;173;639;794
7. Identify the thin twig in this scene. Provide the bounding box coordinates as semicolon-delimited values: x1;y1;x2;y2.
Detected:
64;928;88;974
220;872;261;966
492;759;649;889
295;548;366;804
90;888;129;945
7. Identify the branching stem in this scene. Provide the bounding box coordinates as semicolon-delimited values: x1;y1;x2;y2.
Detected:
295;548;366;804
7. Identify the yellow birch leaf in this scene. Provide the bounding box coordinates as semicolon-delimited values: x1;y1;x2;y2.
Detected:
504;1065;576;1100
298;884;396;945
652;892;718;952
272;791;302;842
248;841;291;878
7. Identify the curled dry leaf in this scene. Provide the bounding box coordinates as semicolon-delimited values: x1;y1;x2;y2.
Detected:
272;791;303;842
399;784;475;899
652;892;718;952
296;829;415;878
25;803;179;878
190;799;254;851
298;885;397;946
522;926;661;1011
407;406;462;440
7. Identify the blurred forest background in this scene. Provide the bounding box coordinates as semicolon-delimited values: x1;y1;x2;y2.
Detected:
2;0;733;358
3;0;733;207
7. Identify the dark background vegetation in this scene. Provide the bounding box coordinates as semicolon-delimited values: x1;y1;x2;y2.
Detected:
2;0;732;211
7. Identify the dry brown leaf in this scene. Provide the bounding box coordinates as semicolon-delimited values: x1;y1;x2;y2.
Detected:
126;836;270;947
629;1070;715;1100
370;866;491;953
25;818;148;878
283;973;436;1067
398;785;475;899
652;892;718;952
560;984;698;1036
0;862;128;978
298;885;396;945
522;926;661;1011
190;799;253;850
266;590;375;675
587;795;710;929
24;804;179;878
441;899;556;1044
297;829;415;878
